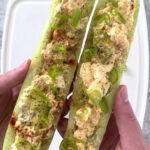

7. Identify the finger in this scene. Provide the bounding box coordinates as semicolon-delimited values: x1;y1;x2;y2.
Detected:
100;113;120;150
57;118;68;137
12;84;22;101
114;85;148;149
115;141;122;150
0;59;31;94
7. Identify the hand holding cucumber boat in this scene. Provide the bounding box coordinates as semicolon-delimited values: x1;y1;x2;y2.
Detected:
1;0;148;149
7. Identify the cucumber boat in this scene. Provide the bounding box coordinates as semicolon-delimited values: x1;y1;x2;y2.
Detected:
60;0;140;149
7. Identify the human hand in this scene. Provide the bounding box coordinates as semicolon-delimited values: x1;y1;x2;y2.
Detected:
58;85;150;150
0;60;31;149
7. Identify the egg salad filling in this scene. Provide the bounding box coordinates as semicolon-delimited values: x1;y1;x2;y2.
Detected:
60;0;135;150
10;0;94;149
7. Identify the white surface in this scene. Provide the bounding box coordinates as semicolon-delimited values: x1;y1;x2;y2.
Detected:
1;0;149;149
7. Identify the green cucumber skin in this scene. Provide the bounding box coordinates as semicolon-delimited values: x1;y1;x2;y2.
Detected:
2;0;97;149
65;0;140;149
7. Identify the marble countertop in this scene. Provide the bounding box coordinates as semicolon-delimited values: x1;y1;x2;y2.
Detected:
0;0;150;145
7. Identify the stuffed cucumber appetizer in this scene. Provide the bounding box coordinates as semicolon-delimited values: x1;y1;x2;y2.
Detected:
2;0;96;149
60;0;140;149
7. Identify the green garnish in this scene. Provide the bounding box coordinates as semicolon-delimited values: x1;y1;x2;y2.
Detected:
118;12;126;24
99;47;111;61
53;13;69;30
110;7;126;24
33;118;49;132
50;85;59;95
15;139;33;150
108;0;118;7
71;10;82;27
56;13;69;20
99;97;109;114
53;46;67;52
89;90;102;105
76;106;91;120
110;7;118;16
94;29;109;44
49;64;63;80
96;13;111;26
30;88;48;102
109;68;119;84
83;47;98;61
59;137;85;150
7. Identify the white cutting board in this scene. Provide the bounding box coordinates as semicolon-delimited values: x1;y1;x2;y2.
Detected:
1;0;149;149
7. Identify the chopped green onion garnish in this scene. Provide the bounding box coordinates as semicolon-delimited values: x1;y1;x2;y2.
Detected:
110;7;126;24
96;13;111;26
108;0;118;7
94;29;109;44
99;47;111;61
110;7;118;16
16;139;33;150
56;13;69;20
109;68;119;84
53;13;69;30
118;12;126;24
33;118;49;132
49;64;63;80
99;97;109;114
83;49;93;61
42;106;51;118
53;46;67;52
30;88;48;102
60;137;85;150
71;10;82;27
83;47;98;61
89;90;102;105
76;106;91;120
50;85;59;95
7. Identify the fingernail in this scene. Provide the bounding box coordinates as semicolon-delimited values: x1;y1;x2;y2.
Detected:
19;59;30;68
120;86;128;103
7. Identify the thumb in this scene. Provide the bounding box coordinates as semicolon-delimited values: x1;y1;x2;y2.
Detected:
0;59;31;94
114;85;149;150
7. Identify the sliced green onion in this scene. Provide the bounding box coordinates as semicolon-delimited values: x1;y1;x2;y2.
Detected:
42;106;51;118
83;49;93;61
99;97;109;114
96;13;111;26
53;46;67;52
108;0;118;7
83;47;98;61
110;7;118;16
109;68;119;84
50;85;59;95
33;118;49;132
60;137;85;150
53;13;69;30
96;14;105;24
56;13;69;20
118;12;126;24
49;64;63;80
71;10;82;27
104;13;111;26
16;139;33;150
99;47;111;61
89;90;102;105
30;88;48;102
94;29;109;44
76;106;91;120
